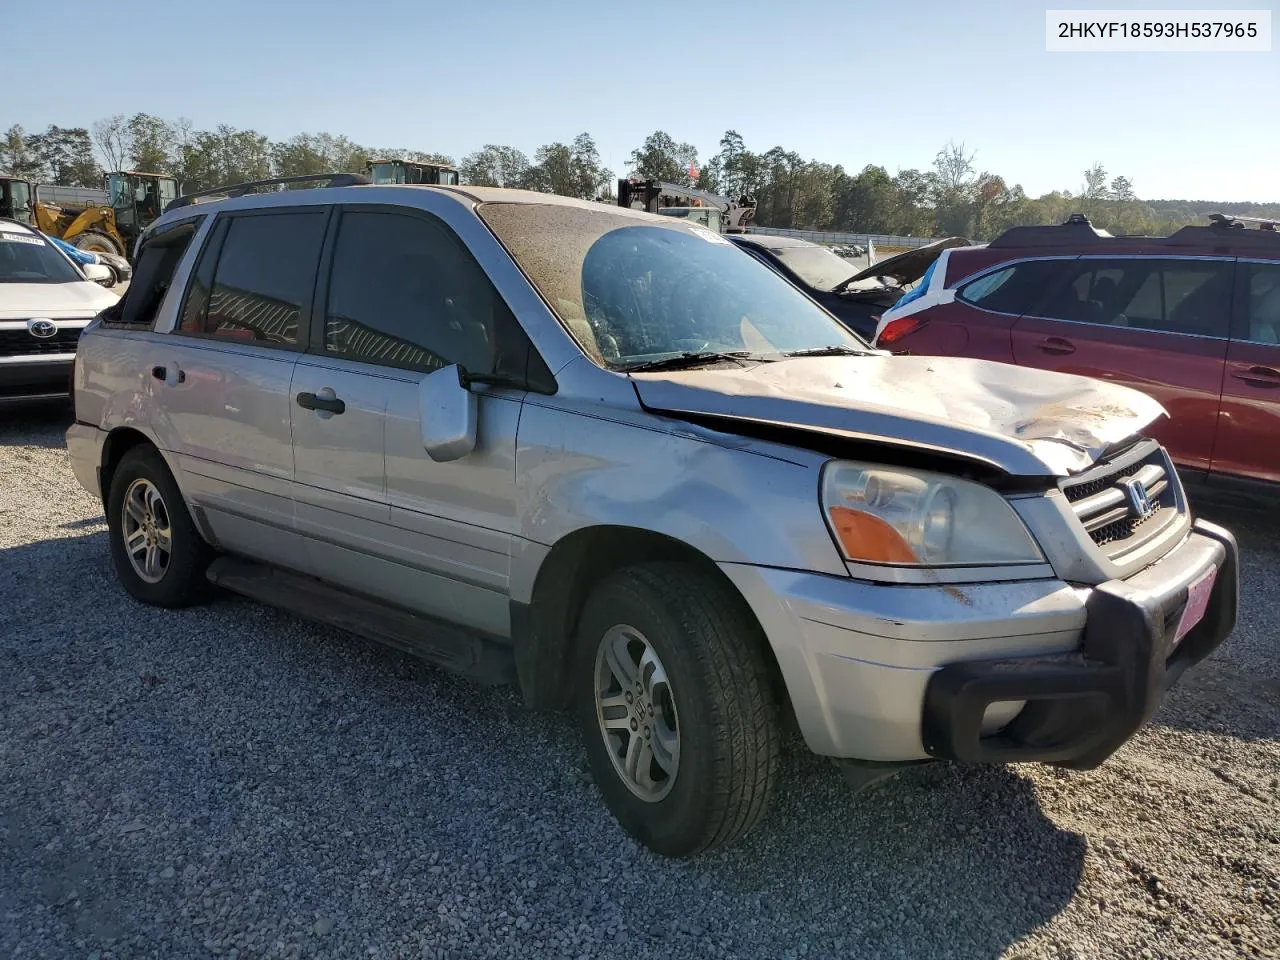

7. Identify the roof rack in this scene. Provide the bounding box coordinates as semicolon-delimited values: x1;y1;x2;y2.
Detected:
164;172;370;213
1208;212;1279;231
988;213;1114;248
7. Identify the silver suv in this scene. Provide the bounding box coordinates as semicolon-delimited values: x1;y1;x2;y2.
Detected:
68;176;1239;857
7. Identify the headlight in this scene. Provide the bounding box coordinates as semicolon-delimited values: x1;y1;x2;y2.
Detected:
821;461;1043;566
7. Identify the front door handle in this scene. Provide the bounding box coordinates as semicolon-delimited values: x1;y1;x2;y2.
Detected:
1231;364;1280;388
1036;336;1075;356
296;390;346;415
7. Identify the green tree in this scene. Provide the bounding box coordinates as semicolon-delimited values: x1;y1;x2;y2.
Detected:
0;125;44;180
835;164;896;233
180;125;271;191
1110;175;1136;202
459;144;531;187
568;133;611;199
127;113;181;173
710;130;757;199
628;130;698;186
273;132;366;178
525;141;572;194
1080;162;1109;217
889;169;935;236
27;126;101;187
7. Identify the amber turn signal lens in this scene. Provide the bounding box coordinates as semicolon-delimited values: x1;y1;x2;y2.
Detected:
828;506;919;564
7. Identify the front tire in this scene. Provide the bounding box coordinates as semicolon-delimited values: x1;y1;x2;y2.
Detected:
106;446;213;607
574;563;781;857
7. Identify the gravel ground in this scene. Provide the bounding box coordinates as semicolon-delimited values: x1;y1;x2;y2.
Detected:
1;406;1276;960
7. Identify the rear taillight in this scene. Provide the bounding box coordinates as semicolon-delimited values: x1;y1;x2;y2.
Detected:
877;315;929;346
69;349;79;410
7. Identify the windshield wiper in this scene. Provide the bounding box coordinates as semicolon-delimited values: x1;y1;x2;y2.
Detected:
779;345;866;358
619;351;768;373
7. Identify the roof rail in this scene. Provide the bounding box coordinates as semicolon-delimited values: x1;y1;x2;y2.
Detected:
164;172;370;213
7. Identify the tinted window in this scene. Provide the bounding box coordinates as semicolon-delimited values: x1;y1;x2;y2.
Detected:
1038;259;1232;336
324;210;507;374
1238;262;1280;344
115;222;198;328
179;212;325;345
177;220;226;334
957;260;1065;315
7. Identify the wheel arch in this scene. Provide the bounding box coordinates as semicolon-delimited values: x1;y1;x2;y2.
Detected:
511;524;789;717
99;427;157;510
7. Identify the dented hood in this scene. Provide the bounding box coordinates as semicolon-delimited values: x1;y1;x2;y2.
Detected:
631;354;1167;477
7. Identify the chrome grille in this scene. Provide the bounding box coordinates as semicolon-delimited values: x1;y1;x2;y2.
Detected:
1061;441;1179;557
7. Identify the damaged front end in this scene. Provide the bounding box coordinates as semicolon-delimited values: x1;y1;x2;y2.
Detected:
630;353;1168;480
632;352;1187;587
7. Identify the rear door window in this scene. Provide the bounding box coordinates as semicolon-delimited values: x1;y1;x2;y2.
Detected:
1233;261;1280;344
1037;258;1232;336
177;210;326;347
957;259;1068;315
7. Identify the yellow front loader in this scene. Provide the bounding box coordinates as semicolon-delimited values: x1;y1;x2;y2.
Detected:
1;171;177;260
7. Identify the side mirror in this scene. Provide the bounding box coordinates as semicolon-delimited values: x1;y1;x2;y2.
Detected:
418;364;477;462
82;262;114;286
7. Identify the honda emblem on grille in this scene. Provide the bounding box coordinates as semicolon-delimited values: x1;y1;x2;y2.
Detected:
1121;478;1155;519
27;319;57;339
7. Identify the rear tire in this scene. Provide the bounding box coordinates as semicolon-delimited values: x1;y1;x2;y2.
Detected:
106;446;213;607
574;562;781;857
72;230;123;258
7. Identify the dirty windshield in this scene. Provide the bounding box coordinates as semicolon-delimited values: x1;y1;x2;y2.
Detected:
479;203;862;369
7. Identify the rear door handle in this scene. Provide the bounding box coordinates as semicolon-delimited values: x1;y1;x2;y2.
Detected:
150;363;185;385
1036;336;1075;356
1231;364;1280;388
296;390;346;415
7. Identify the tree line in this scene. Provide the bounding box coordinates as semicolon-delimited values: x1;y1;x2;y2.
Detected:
3;116;1276;242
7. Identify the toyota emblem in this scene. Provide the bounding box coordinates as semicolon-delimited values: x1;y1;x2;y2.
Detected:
28;319;58;339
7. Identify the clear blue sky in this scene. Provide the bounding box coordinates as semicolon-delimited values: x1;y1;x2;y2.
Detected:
10;0;1278;201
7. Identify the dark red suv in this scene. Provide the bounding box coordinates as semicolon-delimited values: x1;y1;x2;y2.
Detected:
872;214;1280;491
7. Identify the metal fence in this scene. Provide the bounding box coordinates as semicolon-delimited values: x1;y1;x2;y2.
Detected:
743;226;937;249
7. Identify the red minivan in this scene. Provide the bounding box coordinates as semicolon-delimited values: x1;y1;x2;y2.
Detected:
873;214;1280;492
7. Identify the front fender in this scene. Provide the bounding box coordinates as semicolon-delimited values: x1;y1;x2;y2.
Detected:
510;399;846;603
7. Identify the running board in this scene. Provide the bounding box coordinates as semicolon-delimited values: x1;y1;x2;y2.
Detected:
206;557;516;686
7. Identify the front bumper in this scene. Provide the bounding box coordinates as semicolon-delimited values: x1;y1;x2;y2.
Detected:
721;518;1238;765
922;518;1237;769
0;354;75;403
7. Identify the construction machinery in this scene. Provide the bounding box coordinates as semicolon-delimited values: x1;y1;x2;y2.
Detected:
617;178;756;233
365;158;460;186
0;170;176;259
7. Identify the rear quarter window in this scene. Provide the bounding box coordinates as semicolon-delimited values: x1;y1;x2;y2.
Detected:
103;219;202;330
957;259;1069;316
